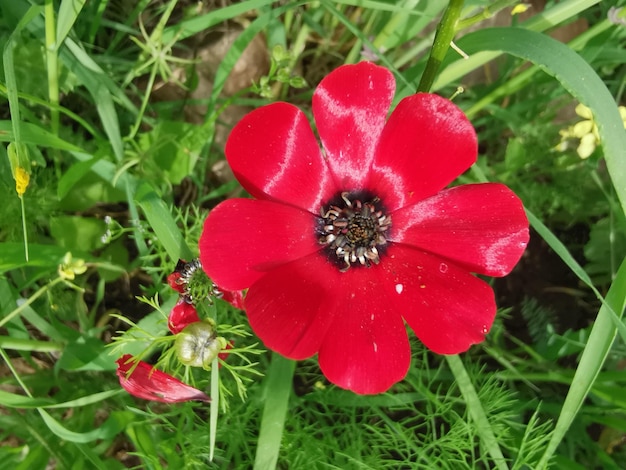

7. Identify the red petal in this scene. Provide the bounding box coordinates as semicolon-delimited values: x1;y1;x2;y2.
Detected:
217;288;244;310
245;251;411;394
168;298;201;334
116;355;210;403
200;199;321;291
244;253;338;360
369;94;477;211
225;102;336;212
380;246;497;354
390;183;529;276
312;62;395;190
317;266;411;395
167;272;185;294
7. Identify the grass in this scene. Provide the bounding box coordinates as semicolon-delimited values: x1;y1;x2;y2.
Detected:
1;0;626;468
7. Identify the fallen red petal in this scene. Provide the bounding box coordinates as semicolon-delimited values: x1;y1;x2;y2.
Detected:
116;354;210;403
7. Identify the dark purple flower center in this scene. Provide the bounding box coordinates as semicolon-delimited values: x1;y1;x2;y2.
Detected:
317;191;391;272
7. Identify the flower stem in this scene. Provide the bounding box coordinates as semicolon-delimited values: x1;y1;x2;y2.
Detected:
44;0;59;137
253;353;295;470
417;0;465;93
445;355;509;470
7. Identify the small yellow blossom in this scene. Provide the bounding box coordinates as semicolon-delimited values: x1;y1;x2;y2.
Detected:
58;252;87;280
558;104;626;159
511;4;531;15
14;166;30;196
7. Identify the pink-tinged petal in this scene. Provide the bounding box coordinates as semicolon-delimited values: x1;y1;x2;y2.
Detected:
312;62;395;190
380;246;496;354
390;183;529;277
317;265;411;395
116;355;210;403
369;94;477;211
225;102;336;212
169;298;201;334
244;253;339;360
200;199;321;291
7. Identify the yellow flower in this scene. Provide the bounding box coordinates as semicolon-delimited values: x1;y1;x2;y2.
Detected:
14;166;30;196
58;252;87;280
559;104;626;159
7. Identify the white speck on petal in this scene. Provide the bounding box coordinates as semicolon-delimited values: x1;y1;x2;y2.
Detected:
370;313;375;321
373;342;378;353
395;283;403;294
482;325;489;334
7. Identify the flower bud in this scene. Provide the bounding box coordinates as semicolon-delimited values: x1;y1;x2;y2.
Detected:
175;321;226;369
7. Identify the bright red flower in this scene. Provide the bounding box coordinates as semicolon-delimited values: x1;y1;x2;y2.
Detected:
116;354;210;403
199;62;529;394
168;298;201;334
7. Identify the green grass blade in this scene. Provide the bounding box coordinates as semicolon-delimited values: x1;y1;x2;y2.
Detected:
135;183;193;261
536;256;626;468
254;354;295;470
0;121;84;151
37;408;130;443
456;27;626;216
160;0;276;43
446;355;509;470
57;0;86;45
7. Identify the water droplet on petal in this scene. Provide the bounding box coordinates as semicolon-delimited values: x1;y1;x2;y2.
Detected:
439;262;448;273
482;325;489;334
395;283;403;294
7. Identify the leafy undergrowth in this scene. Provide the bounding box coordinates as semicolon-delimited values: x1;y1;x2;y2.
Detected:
1;1;626;469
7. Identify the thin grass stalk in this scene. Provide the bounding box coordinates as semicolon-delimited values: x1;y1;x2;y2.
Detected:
45;0;60;136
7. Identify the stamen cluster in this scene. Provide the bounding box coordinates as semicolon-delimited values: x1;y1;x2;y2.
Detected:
318;192;391;272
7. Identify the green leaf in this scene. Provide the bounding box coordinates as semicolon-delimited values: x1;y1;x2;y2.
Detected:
254;354;295;470
56;0;86;46
0;121;84;152
38;408;132;443
536;256;626;468
0;389;120;409
135;183;193;261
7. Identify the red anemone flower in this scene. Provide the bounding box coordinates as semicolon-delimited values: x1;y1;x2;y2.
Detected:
199;62;529;394
116;354;210;403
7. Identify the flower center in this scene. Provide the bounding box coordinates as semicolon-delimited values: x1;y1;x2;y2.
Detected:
318;191;391;272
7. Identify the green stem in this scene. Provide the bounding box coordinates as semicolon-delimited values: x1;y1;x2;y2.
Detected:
44;0;59;136
0;336;63;352
417;0;464;93
446;355;509;470
253;354;295;470
456;0;519;31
